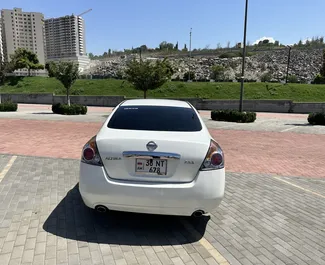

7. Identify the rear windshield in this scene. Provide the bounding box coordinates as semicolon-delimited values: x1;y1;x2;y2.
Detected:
107;105;202;132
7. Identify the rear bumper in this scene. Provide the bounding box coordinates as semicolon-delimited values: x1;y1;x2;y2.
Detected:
79;162;225;216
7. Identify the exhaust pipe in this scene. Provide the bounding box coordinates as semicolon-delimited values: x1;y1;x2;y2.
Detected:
192;210;204;218
95;205;108;213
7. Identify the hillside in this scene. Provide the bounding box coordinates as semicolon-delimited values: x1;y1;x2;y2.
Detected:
2;77;325;102
86;48;324;83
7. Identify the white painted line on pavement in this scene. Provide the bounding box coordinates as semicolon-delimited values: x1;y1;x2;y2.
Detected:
0;156;17;183
181;219;230;265
273;176;325;199
280;126;297;132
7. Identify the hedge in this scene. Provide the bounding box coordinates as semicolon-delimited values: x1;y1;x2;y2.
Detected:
0;102;18;112
52;103;87;115
308;112;325;125
211;109;256;123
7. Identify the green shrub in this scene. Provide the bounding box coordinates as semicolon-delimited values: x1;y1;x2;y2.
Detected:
0;101;18;112
287;75;298;83
211;109;256;123
308;112;325;125
183;71;195;81
261;72;272;82
210;65;225;80
52;103;87;115
313;74;325;84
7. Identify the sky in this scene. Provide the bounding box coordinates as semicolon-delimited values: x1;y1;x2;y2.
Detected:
3;0;325;55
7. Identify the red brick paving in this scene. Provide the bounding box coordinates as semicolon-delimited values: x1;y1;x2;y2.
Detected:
256;112;308;119
1;119;324;178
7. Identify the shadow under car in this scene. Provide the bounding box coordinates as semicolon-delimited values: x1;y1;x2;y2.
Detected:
43;184;210;246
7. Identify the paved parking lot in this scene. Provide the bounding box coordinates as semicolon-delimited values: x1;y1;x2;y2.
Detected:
0;104;325;265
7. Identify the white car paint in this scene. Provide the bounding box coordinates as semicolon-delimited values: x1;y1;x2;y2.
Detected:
79;99;225;216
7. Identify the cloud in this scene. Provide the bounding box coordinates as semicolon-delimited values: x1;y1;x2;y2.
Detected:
301;37;312;44
253;37;276;45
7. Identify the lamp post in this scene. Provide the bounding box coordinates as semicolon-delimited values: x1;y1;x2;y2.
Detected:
188;28;192;82
285;45;292;84
189;27;192;58
239;0;249;112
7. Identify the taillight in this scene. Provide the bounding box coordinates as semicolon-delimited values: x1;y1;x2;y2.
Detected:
200;139;224;171
81;135;103;166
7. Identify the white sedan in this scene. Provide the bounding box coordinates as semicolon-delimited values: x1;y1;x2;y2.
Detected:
79;99;225;217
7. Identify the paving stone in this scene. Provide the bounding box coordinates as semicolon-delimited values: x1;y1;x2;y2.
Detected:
0;155;325;265
0;253;11;265
33;254;45;265
11;245;24;259
21;249;34;263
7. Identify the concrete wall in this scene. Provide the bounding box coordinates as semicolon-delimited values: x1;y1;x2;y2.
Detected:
291;102;325;113
1;93;54;104
53;95;125;107
1;93;325;114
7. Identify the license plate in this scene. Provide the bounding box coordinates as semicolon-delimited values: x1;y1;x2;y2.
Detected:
135;158;167;175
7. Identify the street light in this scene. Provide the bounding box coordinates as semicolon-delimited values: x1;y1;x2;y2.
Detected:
239;0;249;112
285;45;292;84
189;27;192;58
188;27;192;82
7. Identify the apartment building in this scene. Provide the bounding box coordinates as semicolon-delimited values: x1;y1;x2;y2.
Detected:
0;18;3;62
45;14;90;72
0;7;46;68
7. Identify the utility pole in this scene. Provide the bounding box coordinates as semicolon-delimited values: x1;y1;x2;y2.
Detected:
188;28;192;82
190;27;192;58
239;0;249;112
285;45;292;84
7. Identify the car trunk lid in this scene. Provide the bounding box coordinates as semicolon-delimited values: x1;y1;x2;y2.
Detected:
96;129;209;183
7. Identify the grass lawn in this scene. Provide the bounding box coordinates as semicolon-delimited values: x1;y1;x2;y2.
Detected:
1;76;325;102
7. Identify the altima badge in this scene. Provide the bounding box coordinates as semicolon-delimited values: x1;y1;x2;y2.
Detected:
146;141;158;151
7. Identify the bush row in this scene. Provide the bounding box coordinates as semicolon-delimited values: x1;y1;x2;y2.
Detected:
211;109;256;123
52;103;87;115
0;102;18;112
308;112;325;125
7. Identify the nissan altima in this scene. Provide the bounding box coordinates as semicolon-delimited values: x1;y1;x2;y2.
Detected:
79;99;225;217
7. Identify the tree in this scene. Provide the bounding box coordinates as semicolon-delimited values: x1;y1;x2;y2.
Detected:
88;52;94;59
52;61;79;105
0;61;14;85
124;58;174;98
108;49;112;57
183;71;195;81
0;61;15;103
174;42;179;50
159;41;174;50
227;41;231;49
182;44;188;52
10;48;44;76
45;61;57;77
210;65;225;80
